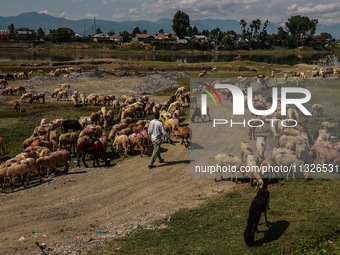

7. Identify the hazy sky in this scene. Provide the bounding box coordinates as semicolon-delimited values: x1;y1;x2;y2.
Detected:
1;0;340;25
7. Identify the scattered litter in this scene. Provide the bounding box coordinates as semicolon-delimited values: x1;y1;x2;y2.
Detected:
32;230;40;236
18;236;25;241
52;187;56;189
76;236;83;240
126;226;132;231
95;231;106;234
84;237;100;243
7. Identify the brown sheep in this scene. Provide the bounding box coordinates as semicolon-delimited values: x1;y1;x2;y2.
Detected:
108;123;128;141
79;125;103;138
57;90;68;101
22;136;45;149
90;111;101;125
59;132;79;154
20;93;33;103
175;125;190;147
128;133;146;157
77;139;109;168
51;88;62;98
112;135;130;157
12;86;26;95
36;150;71;177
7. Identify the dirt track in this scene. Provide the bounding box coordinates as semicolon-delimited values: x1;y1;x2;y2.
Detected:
0;73;237;255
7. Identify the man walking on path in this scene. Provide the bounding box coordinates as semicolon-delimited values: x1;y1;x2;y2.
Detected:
148;111;173;168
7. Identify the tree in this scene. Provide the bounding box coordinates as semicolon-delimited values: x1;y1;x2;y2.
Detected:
142;29;147;34
8;23;15;35
239;19;247;38
158;28;164;33
132;26;141;36
37;27;45;39
120;30;131;43
96;28;102;34
285;15;318;46
107;30;115;36
48;27;75;42
172;10;190;39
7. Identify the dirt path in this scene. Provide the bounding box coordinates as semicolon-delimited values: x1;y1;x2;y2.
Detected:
0;140;236;255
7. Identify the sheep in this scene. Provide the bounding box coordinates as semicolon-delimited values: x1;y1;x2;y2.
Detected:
274;152;308;179
17;150;39;160
112;135;130;157
316;147;340;165
295;142;309;163
214;153;242;182
244;189;270;246
279;135;305;151
175;125;190;147
108;123;128;142
321;121;338;131
12;86;26;95
61;119;83;133
49;119;64;130
211;67;217;72
20;93;32;103
105;94;116;105
22;136;45;149
312;104;323;116
51;88;62;98
0;156;27;170
59;132;79;154
175;87;186;97
77;139;109;168
79;116;91;128
71;91;78;106
86;93;98;105
14;101;23;112
310;140;332;158
36;150;71;177
317;128;331;141
166;118;180;138
32;124;51;137
58;83;71;90
0;137;5;156
90;111;101;125
256;137;266;163
79;125;103;138
99;135;108;153
128;133;146;157
120;108;135;121
240;142;253;162
2;158;41;192
57;90;68;101
29;93;45;103
49;130;58;151
0;79;8;88
112;99;120;110
30;139;51;150
79;93;85;105
191;107;210;122
121;117;133;126
97;95;107;105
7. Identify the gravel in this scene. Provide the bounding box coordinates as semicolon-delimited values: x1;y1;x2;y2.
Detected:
29;71;115;83
132;72;190;94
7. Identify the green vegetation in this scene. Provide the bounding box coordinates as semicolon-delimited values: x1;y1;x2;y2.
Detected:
91;179;340;255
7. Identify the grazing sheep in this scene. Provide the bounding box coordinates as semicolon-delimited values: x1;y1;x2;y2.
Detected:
256;137;266;163
103;110;115;129
22;136;45;149
61;119;83;133
175;125;190;147
112;99;120;110
317;128;331;141
51;88;62;98
12;86;26;95
49;119;64;130
57;90;68;101
321;121;338;131
2;158;41;192
0;79;8;88
1;87;13;96
312;104;323;116
36;150;71;177
246;154;263;188
108;123;128;141
59;132;79;154
77;139;109;168
175;87;186;97
32;124;51;137
71;91;78;106
29;93;45;103
295;142;309;163
128;133;146;157
14;101;23;112
274;152;308;179
240;142;253;162
79;116;91;128
17;150;39;160
214;153;242;182
86;93;98;105
79;93;85;105
244;189;270;246
99;135;108;153
58;83;71;90
20;93;33;103
316;147;340;165
90;111;101;125
79;124;103;138
112;135;130;157
191;107;210;122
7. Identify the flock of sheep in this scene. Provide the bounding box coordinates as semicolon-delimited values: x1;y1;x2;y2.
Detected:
0;81;192;192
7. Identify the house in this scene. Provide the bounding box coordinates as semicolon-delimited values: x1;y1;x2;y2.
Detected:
15;28;34;35
155;33;177;43
110;33;122;43
135;34;155;42
0;30;10;42
93;33;110;42
190;35;208;43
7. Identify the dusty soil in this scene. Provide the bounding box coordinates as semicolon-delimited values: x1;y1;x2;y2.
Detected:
0;67;236;255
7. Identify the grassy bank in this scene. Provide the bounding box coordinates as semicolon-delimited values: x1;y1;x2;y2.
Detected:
91;179;340;255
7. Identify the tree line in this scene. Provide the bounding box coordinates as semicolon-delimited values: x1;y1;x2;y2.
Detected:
6;10;337;49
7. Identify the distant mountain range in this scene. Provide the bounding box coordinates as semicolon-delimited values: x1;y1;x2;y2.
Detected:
0;12;339;38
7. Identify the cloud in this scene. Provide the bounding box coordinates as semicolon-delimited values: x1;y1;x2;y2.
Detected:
39;10;49;14
59;12;66;17
85;13;98;18
129;8;138;15
103;0;117;4
286;3;340;15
